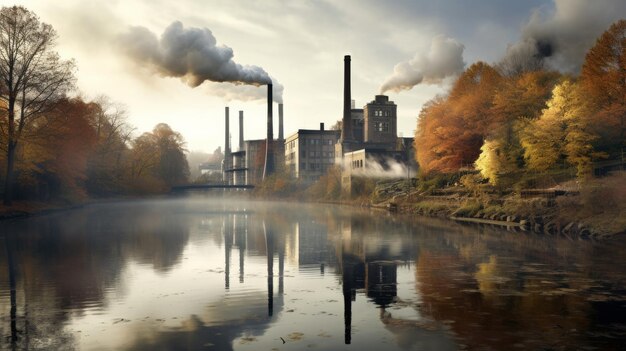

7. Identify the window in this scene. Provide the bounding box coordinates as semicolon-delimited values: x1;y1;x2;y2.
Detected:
376;122;389;132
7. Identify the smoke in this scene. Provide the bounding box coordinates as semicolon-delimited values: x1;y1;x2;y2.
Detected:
204;78;284;104
498;0;626;74
345;156;415;179
118;21;283;102
380;35;465;94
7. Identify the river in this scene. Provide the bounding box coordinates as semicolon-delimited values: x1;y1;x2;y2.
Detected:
1;197;625;350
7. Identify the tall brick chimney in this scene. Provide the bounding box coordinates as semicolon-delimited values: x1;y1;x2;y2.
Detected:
341;55;353;142
278;103;284;141
238;110;244;151
263;84;274;179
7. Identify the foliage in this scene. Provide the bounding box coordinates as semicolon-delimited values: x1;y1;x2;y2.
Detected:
520;80;604;178
0;5;76;204
580;19;626;157
416;62;502;174
475;138;516;185
306;166;342;200
126;123;190;194
416;20;624;185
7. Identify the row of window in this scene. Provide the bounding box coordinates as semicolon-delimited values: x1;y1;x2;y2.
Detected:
301;162;332;170
375;121;389;132
287;138;335;150
352;159;364;169
307;139;334;145
300;150;334;158
372;110;390;117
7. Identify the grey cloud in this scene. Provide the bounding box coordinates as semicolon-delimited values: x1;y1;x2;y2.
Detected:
380;35;465;93
499;0;626;74
118;21;283;102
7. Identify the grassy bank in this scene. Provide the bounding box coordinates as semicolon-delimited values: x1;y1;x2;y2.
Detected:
371;173;626;239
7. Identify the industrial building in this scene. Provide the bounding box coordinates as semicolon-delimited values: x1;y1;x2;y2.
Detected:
223;84;285;186
284;124;340;181
335;55;416;190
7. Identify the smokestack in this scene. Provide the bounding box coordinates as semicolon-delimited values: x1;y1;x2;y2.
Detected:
341;55;353;141
278;103;284;140
239;110;244;151
263;84;274;178
225;107;230;154
320;122;325;131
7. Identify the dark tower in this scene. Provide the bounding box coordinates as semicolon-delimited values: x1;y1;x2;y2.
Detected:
263;84;274;179
278;103;284;141
341;55;353;142
238;110;244;151
224;107;231;184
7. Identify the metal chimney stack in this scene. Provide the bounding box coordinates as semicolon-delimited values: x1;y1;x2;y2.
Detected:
225;107;230;154
263;84;274;179
224;106;231;184
341;55;353;142
239;110;244;151
278;103;284;140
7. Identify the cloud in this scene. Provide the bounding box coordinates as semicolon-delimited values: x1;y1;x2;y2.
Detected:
117;21;283;102
498;0;626;74
380;35;465;93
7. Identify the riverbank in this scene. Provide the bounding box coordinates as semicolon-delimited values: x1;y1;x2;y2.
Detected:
0;197;141;221
369;174;626;240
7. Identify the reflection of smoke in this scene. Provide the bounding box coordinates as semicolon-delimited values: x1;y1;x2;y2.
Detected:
380;35;465;93
205;78;284;104
118;21;284;102
349;157;415;179
498;0;626;74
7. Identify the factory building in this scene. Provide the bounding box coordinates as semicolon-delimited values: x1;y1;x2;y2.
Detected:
335;55;416;191
223;89;285;186
285;124;340;181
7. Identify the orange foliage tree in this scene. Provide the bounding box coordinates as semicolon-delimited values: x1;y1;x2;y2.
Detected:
580;19;626;157
416;62;502;174
17;98;97;201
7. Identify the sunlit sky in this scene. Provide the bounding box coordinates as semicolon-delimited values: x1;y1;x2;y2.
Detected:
2;0;624;153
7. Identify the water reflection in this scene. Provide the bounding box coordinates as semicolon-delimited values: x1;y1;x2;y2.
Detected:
1;198;625;350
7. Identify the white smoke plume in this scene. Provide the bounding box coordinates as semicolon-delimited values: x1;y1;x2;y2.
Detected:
346;156;416;179
498;0;626;74
380;35;465;93
118;21;283;102
204;78;284;104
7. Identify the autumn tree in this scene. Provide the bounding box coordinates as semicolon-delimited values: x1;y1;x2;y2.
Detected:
152;123;189;186
85;96;133;195
415;62;502;174
520;80;603;177
475;138;515;185
15;98;97;201
0;6;75;205
580;19;626;157
126;123;189;193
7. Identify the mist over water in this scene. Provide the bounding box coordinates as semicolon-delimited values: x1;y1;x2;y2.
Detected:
1;197;625;350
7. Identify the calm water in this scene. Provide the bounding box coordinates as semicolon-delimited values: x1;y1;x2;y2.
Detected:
1;197;626;350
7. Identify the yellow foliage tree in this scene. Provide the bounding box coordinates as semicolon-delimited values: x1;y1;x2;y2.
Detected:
520;80;603;178
474;139;515;185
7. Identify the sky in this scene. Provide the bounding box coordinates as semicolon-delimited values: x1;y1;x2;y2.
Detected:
2;0;624;153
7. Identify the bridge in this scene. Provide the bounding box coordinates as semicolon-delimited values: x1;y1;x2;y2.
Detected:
171;184;255;192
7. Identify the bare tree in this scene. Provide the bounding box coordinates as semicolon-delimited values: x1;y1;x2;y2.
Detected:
0;6;75;205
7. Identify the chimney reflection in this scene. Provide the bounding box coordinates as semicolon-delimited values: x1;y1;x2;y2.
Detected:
234;213;246;283
264;221;274;317
224;214;233;290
